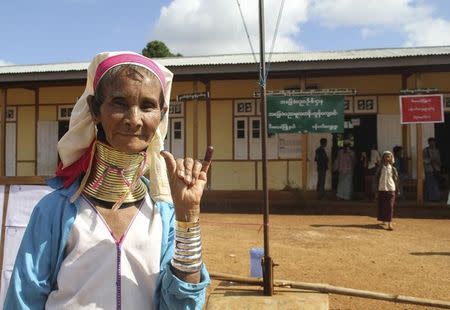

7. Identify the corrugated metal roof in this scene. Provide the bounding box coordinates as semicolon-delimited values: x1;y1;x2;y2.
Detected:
157;46;450;66
1;46;450;75
0;62;88;74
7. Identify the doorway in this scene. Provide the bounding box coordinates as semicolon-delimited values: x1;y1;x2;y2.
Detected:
332;115;377;193
435;113;450;177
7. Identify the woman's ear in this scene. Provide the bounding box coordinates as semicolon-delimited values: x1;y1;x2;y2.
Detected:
161;106;168;119
87;95;99;123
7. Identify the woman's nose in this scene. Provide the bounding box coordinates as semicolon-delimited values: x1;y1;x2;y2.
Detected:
125;106;143;129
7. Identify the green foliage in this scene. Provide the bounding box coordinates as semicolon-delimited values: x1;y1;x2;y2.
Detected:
142;40;182;58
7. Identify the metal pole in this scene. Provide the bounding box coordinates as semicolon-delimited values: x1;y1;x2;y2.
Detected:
258;0;274;296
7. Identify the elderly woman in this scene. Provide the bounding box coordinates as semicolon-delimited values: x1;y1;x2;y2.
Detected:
375;151;399;231
5;52;211;309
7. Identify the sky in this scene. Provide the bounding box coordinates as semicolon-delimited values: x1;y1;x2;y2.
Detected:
1;0;450;66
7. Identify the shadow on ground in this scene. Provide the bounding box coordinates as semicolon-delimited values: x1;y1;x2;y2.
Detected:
410;252;450;256
310;224;385;230
202;196;450;220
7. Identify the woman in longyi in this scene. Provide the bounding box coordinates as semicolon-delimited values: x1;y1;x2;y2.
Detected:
376;151;399;231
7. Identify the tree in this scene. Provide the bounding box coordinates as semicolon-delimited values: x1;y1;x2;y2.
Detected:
142;40;182;58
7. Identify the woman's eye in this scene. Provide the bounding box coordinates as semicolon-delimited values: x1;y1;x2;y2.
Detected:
112;99;127;107
141;101;157;111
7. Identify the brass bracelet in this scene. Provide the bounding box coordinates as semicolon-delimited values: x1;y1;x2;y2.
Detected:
176;220;200;229
176;225;201;234
173;252;202;264
175;235;201;244
171;258;203;273
175;246;202;256
175;229;201;239
176;240;202;250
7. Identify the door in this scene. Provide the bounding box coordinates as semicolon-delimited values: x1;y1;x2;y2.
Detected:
234;117;248;159
332;115;377;192
5;123;16;176
249;117;261;160
171;119;184;159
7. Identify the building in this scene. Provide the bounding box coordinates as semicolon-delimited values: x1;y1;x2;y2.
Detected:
1;46;450;197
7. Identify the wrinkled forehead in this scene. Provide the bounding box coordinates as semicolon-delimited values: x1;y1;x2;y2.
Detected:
94;54;166;94
104;65;162;90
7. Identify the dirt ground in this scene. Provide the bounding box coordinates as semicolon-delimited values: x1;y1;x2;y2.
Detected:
201;211;450;309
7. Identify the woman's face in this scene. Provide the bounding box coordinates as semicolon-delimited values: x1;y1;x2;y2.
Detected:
383;154;392;165
91;67;164;153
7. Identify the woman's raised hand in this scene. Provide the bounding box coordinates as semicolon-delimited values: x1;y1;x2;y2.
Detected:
160;147;213;222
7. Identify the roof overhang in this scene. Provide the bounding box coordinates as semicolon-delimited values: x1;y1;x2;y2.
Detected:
2;54;450;86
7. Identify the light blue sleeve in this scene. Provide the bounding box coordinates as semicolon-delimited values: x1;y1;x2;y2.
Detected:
154;201;210;310
3;189;77;310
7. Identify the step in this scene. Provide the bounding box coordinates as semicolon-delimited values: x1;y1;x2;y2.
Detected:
207;283;329;310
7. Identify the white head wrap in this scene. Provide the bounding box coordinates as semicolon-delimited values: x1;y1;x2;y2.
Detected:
383;150;395;164
57;51;173;201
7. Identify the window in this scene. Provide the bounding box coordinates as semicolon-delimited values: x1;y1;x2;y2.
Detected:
58;105;74;121
353;96;377;114
173;121;182;139
234;100;278;160
1;107;17;121
252;119;260;138
234;100;255;116
237;120;246;139
165;102;184;157
169;102;184;116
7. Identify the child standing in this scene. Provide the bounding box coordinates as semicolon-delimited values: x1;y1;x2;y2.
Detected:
376;151;399;230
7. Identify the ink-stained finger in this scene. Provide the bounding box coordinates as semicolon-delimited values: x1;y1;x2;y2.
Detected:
201;146;214;173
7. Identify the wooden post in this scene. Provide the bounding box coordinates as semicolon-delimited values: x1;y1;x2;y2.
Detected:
193;81;199;160
401;74;410;173
302;134;308;190
0;89;6;177
415;74;424;204
34;88;39;175
416;124;424;204
299;76;308;190
205;81;212;189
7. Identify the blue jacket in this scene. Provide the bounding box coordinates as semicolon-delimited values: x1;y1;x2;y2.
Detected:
4;177;210;309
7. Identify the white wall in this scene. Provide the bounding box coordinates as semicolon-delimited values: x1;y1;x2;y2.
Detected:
377;114;402;154
37;121;59;176
409;123;435;179
0;185;52;304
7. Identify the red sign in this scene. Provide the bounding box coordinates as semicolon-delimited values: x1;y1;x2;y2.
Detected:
400;95;444;124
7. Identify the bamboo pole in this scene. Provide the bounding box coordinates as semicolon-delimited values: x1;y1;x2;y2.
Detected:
210;272;450;309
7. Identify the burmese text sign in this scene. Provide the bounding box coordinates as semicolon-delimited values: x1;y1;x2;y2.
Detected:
267;95;344;134
400;95;444;124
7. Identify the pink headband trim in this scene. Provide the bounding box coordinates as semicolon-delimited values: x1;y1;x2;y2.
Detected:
93;54;166;92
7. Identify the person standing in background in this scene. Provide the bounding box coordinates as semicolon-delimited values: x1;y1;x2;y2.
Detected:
423;137;441;201
362;144;381;200
393;145;408;200
334;141;355;200
315;138;329;199
376;151;399;231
